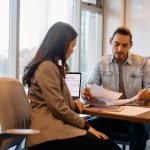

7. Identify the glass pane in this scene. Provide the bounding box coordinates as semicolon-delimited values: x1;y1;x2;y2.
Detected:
82;0;96;5
19;0;74;80
80;10;102;86
0;0;10;77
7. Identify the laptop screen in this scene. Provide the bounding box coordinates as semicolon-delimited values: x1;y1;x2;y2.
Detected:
65;72;82;99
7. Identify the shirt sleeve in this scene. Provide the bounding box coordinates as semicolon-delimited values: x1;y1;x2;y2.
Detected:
143;58;150;89
87;62;102;86
81;62;102;104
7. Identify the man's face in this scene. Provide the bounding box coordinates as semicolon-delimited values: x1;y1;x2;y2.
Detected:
110;33;132;62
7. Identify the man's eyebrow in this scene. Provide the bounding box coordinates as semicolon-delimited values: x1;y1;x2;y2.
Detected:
113;41;129;45
122;43;129;46
113;41;119;44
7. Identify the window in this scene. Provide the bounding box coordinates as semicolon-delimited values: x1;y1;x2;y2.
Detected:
82;0;96;5
0;0;103;83
0;0;10;77
19;0;74;80
80;0;103;86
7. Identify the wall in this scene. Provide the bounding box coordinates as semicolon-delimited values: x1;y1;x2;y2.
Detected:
126;0;150;57
103;0;124;55
103;0;150;57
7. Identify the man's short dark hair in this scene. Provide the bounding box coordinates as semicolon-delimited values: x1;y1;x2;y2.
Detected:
112;26;132;42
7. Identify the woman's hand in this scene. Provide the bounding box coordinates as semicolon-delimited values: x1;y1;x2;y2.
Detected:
136;89;150;102
88;126;109;140
74;99;85;114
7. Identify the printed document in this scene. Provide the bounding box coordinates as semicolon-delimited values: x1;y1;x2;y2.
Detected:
105;106;150;116
89;84;137;106
90;84;122;99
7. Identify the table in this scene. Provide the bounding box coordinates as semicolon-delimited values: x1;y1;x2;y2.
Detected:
83;105;150;123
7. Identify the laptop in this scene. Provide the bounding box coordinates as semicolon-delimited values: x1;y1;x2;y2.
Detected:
65;72;82;99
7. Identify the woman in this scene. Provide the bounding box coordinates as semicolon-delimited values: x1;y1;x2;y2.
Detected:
22;22;121;149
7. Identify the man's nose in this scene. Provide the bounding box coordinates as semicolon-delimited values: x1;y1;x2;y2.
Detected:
117;45;123;52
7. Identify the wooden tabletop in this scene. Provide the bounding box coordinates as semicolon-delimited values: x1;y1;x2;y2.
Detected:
83;105;150;124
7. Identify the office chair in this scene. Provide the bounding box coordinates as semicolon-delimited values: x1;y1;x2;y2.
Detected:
0;77;39;150
112;131;130;150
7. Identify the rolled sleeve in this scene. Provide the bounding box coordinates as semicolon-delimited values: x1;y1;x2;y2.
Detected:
87;62;102;85
143;58;150;89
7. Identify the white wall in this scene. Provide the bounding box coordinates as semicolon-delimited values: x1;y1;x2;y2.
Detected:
103;0;124;55
103;0;150;57
126;0;150;57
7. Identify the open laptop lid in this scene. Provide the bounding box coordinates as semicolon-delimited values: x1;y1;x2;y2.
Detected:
65;72;82;99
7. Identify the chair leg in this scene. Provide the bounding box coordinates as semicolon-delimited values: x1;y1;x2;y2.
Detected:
122;144;126;150
15;138;26;150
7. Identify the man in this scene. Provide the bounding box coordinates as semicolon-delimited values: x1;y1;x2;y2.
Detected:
82;26;150;150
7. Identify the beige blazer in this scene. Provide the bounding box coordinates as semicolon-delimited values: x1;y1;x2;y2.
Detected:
27;60;86;147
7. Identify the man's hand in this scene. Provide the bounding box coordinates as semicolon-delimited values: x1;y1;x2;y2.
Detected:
136;89;150;102
82;85;96;100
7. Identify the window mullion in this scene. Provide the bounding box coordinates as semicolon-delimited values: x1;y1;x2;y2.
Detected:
9;0;20;79
68;0;81;72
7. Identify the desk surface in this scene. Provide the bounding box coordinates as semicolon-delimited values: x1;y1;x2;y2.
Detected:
83;105;150;124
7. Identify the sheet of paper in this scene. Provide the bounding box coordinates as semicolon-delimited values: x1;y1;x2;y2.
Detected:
90;84;122;99
89;84;137;106
89;96;137;106
104;95;137;106
105;106;150;116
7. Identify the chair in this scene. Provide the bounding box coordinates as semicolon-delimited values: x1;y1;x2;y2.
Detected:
0;77;39;150
112;131;130;150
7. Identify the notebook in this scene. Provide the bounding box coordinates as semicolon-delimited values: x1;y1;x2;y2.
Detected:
65;72;82;99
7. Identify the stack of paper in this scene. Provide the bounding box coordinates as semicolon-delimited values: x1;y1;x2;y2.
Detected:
85;104;124;112
90;84;122;99
89;84;137;106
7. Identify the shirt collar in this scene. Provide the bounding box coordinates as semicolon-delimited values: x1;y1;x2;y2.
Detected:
126;52;134;65
106;52;134;65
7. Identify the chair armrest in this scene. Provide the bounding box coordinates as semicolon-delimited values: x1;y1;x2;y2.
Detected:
0;129;40;136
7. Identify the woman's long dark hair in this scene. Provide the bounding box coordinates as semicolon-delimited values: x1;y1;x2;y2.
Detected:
22;22;77;87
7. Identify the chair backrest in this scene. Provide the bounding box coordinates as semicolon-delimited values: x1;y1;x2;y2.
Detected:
0;77;31;150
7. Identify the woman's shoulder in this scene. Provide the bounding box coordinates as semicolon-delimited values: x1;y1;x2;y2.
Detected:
40;60;56;68
39;60;58;70
37;60;59;76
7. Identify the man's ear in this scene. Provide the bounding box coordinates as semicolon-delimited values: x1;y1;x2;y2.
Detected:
130;41;133;48
109;38;112;44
